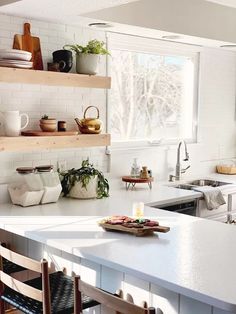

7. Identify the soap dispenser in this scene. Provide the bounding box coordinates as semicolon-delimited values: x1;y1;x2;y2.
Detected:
130;158;140;177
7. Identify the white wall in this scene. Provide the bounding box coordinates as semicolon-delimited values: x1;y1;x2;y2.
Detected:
110;47;236;181
0;13;108;184
0;13;235;186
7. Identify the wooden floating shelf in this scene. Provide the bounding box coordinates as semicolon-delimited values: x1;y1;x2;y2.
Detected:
0;134;111;152
0;67;111;89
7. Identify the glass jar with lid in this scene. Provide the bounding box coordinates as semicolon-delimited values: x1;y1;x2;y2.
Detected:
8;167;44;207
35;165;62;204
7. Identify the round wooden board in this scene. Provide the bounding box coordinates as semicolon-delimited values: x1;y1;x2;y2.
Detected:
122;176;154;183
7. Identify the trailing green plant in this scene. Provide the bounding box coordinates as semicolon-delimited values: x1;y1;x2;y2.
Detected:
59;159;109;199
64;39;110;55
41;114;49;120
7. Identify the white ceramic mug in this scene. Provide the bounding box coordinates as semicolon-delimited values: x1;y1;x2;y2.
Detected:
0;111;29;136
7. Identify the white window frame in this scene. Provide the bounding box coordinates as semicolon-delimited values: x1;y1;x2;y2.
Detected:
106;33;201;149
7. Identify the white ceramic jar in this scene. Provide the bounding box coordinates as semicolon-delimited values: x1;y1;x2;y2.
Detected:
69;176;98;199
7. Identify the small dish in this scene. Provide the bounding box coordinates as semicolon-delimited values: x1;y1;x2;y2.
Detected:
0;49;32;61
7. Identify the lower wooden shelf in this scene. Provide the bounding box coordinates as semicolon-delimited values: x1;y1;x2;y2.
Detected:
0;134;111;152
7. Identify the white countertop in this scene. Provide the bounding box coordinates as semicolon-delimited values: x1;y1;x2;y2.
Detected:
1;211;236;311
1;173;236;311
0;181;202;215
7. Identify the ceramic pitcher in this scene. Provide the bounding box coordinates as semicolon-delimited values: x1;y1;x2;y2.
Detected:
0;111;29;136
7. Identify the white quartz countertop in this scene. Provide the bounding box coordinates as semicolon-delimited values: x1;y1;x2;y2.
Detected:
0;182;202;216
1;173;236;311
1;211;236;311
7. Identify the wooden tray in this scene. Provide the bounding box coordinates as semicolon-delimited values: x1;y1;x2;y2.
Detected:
122;176;154;183
21;130;78;136
99;222;170;236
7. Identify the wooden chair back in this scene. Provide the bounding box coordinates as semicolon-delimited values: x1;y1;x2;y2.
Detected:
74;275;149;314
0;244;51;314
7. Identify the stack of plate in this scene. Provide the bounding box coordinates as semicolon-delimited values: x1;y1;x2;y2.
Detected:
0;49;33;69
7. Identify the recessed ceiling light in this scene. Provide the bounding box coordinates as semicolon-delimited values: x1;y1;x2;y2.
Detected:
88;22;113;28
220;44;236;48
162;35;182;40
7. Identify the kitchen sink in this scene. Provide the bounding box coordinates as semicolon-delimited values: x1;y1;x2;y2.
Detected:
169;179;231;190
187;179;230;187
172;184;196;190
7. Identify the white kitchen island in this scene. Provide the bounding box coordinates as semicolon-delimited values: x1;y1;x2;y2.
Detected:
0;180;236;314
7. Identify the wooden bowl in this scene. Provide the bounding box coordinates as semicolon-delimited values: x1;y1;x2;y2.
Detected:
40;119;57;132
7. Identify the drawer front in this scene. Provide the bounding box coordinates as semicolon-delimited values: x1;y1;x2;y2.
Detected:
198;198;227;218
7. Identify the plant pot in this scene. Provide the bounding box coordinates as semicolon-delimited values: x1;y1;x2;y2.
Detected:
40;119;57;132
76;54;99;75
69;176;98;199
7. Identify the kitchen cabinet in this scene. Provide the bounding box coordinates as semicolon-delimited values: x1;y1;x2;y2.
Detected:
198;190;236;219
0;67;111;89
198;198;227;218
0;133;110;152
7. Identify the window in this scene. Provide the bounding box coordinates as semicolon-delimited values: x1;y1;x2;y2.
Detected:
107;34;199;147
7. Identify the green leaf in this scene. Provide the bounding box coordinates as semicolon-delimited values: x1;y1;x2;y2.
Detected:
63;39;110;55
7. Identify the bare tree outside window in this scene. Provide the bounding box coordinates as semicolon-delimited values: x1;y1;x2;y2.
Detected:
109;49;196;143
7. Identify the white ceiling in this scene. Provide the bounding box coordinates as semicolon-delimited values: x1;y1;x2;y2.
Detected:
0;0;138;22
1;0;236;49
206;0;236;8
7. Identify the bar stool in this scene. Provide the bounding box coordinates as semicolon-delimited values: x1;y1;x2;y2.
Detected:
74;275;156;314
0;244;98;314
1;243;25;275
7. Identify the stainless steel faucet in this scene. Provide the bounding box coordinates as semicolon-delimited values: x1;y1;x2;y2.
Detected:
169;140;190;181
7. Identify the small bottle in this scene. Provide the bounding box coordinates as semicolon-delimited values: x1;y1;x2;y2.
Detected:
130;158;140;177
58;121;66;131
140;166;149;179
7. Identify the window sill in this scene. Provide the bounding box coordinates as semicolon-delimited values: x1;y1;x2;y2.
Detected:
109;138;198;152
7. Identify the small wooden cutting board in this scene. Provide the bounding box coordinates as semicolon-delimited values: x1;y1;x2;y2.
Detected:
21;130;78;136
13;23;43;70
99;222;170;237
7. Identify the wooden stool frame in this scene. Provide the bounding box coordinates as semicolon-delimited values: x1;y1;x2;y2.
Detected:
0;244;51;314
74;275;155;314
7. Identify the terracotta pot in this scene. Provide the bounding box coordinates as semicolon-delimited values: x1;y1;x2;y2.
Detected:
40;118;57;132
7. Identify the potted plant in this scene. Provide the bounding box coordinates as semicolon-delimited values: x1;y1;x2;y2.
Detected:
59;159;109;199
64;39;110;75
40;114;57;132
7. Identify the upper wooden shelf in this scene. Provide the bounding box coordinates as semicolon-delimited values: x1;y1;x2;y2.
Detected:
0;67;111;89
0;133;111;152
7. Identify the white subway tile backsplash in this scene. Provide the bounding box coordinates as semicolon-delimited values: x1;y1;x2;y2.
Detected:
0;13;107;186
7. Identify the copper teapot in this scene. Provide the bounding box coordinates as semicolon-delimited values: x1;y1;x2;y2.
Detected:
75;106;102;134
